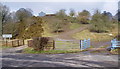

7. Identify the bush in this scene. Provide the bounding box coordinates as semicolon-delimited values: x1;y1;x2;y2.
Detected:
32;37;51;51
77;10;90;24
90;24;109;33
90;11;112;33
68;17;79;23
17;16;44;39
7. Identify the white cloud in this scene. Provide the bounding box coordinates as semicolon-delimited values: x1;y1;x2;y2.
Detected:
41;7;55;14
1;0;118;16
0;0;119;2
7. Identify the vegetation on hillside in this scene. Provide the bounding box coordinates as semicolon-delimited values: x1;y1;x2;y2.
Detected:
73;26;118;41
77;10;90;24
1;3;118;40
90;10;114;33
1;3;119;55
18;17;44;39
1;4;43;39
69;23;81;30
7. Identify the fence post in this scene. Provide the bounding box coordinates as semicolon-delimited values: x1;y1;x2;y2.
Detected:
80;40;81;49
87;39;88;48
28;40;29;47
84;39;86;49
6;39;7;46
17;40;19;46
88;39;90;47
81;40;83;50
12;40;13;47
53;40;55;50
23;40;24;45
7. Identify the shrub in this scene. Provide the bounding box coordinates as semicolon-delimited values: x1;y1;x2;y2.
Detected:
90;11;112;33
32;37;51;51
77;10;90;24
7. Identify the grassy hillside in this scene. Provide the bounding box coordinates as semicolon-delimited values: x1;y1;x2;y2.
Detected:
72;24;118;41
42;16;85;34
69;23;81;30
42;23;55;37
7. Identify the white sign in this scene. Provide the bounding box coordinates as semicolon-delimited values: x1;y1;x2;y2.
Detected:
2;34;12;38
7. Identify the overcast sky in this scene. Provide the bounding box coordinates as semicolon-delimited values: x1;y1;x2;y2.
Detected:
1;0;119;16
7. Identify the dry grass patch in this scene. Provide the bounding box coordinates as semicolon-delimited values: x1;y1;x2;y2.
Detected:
72;29;118;41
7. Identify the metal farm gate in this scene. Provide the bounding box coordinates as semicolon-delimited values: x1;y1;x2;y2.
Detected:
111;39;120;49
55;38;90;50
55;39;80;50
80;39;90;50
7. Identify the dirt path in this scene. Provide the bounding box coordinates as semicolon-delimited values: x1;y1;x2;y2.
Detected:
53;24;111;49
55;24;91;40
91;41;111;48
53;24;112;55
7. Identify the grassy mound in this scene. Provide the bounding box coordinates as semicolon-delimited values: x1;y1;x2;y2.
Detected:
69;23;81;30
72;28;118;41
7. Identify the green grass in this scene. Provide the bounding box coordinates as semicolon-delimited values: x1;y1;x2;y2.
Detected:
23;47;82;54
42;30;54;37
110;48;120;55
89;46;94;48
100;45;109;48
72;29;118;41
42;23;55;37
55;41;80;50
69;23;81;30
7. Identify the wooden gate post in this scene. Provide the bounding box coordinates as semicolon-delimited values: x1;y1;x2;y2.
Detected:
53;40;55;50
80;40;81;49
81;40;83;50
12;40;13;47
6;39;7;46
27;40;30;47
23;40;24;45
17;40;19;46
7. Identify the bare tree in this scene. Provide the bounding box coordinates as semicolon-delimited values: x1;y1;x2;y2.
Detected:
0;3;10;24
56;9;67;19
0;3;10;36
16;8;33;22
69;8;75;17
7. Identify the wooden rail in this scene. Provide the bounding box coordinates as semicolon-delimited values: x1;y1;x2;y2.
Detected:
2;39;24;47
27;40;55;50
